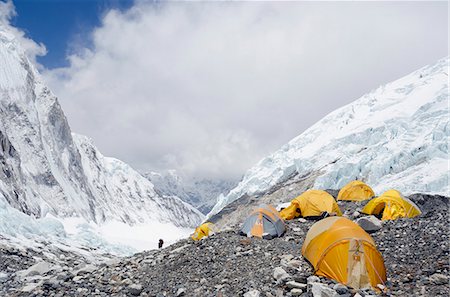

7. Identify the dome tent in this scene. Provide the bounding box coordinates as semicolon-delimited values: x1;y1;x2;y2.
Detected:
280;190;342;220
338;181;375;201
240;204;285;239
362;189;421;220
191;222;215;241
302;217;386;289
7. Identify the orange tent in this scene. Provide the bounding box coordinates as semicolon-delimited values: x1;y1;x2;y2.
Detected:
302;217;386;289
240;204;286;239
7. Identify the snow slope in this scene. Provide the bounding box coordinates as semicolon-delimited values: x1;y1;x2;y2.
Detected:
0;27;203;252
210;57;449;217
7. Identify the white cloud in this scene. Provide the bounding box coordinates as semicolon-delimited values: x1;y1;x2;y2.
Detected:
0;0;47;68
42;1;447;180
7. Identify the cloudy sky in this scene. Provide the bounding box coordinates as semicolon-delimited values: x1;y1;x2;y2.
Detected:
4;1;449;181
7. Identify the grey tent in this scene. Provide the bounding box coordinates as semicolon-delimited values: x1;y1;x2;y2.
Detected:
240;204;286;239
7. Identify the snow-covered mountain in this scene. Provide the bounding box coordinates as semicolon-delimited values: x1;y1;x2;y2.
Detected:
209;57;449;222
0;27;203;245
145;170;237;214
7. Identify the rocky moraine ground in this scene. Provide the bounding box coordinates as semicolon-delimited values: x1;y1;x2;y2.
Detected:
0;193;448;297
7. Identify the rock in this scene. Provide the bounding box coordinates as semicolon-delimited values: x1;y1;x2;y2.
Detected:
273;267;291;283
310;282;338;297
128;283;143;296
21;283;39;292
244;289;260;297
21;261;52;277
307;275;320;284
376;283;386;291
75;264;97;275
356;216;382;233
287;260;302;269
280;254;294;262
332;283;349;295
176;287;186;296
42;278;61;289
0;272;8;281
429;273;448;285
286;281;307;289
280;254;295;266
290;288;303;296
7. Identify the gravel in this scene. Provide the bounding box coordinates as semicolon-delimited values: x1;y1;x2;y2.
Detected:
0;193;447;297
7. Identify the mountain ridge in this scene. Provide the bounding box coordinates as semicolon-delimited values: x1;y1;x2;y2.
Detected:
0;27;203;250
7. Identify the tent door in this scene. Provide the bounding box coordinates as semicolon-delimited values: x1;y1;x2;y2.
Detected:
347;239;371;289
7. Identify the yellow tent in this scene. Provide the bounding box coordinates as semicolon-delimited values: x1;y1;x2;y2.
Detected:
338;181;375;201
361;189;421;220
280;190;342;220
302;217;386;289
191;222;215;241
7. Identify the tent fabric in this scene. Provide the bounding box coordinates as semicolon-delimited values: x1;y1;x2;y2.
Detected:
338;181;375;201
302;217;386;289
280;190;342;220
240;204;286;238
361;189;421;220
191;222;215;241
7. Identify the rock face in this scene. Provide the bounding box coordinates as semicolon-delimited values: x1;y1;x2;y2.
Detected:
208;57;449;226
1;194;448;297
0;28;203;228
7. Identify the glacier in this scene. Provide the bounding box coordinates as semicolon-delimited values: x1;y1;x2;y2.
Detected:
0;27;203;254
209;57;449;218
145;170;237;214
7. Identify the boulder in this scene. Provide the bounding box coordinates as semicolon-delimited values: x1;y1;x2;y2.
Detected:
176;288;186;296
128;283;143;296
75;264;97;275
307;275;320;284
21;283;39;292
21;261;52;277
291;288;303;296
356;216;382;233
310;282;338;297
287;260;303;269
286;281;307;289
429;273;448;285
243;289;260;297
332;283;349;295
273;267;291;283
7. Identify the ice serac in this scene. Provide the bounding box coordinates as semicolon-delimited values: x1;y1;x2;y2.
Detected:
209;57;449;219
0;28;203;229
